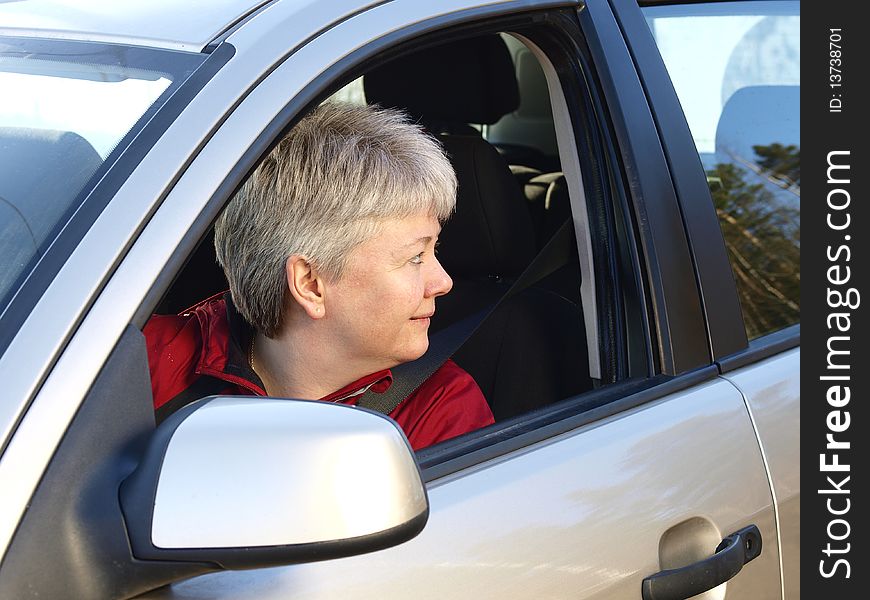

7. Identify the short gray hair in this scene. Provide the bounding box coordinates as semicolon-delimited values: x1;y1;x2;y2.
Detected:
214;102;457;338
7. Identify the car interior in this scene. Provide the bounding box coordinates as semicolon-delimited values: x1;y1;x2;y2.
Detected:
155;30;605;429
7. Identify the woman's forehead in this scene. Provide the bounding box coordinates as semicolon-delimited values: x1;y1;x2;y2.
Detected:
379;213;441;242
352;214;441;259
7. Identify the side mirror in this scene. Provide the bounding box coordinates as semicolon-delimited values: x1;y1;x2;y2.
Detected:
120;397;428;569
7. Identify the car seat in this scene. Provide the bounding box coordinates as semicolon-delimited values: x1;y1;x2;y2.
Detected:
156;228;227;315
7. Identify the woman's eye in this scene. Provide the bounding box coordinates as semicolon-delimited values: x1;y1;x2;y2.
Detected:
409;252;424;265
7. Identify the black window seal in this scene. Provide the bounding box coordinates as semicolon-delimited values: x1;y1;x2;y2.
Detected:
0;38;230;358
716;323;799;373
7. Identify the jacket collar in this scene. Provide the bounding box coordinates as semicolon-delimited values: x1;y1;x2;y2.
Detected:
190;291;265;394
192;291;392;402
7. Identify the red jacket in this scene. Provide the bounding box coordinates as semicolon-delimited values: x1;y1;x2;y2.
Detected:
143;293;494;451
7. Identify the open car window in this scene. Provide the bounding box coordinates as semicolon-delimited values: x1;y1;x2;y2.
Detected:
150;22;654;463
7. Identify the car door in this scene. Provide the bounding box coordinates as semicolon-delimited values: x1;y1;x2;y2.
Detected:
629;2;801;596
0;0;790;599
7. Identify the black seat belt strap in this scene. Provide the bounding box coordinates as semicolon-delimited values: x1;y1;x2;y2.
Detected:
155;374;229;424
357;218;576;415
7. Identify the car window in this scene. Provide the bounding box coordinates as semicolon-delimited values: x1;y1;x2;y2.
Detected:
643;1;800;339
0;39;201;328
152;25;649;448
362;33;599;421
330;76;366;105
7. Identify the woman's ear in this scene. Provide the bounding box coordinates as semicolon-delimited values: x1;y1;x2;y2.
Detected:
285;255;326;319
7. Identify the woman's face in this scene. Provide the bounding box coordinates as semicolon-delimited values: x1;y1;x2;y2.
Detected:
323;212;452;373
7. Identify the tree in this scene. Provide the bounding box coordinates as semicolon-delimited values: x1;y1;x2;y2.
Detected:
754;142;800;189
708;143;800;338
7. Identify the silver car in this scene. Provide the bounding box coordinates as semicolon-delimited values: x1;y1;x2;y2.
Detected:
0;0;799;598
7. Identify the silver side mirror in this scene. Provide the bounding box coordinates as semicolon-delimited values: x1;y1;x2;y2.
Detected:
120;397;428;569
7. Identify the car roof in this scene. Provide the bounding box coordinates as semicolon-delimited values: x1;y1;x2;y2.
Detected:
0;0;277;52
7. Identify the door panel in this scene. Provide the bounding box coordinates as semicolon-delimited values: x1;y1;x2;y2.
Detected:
721;348;799;599
147;379;780;599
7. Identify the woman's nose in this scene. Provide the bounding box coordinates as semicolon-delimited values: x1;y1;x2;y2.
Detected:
426;257;453;298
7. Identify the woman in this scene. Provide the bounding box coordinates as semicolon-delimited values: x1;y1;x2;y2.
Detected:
145;102;494;450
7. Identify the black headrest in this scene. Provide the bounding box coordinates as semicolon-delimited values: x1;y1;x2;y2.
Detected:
0;127;101;292
437;135;536;278
715;85;799;164
364;35;520;125
0;127;101;243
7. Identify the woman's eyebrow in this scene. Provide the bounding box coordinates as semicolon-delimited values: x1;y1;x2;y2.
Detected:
390;236;433;263
400;236;433;249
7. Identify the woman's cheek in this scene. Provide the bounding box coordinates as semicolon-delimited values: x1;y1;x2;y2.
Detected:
398;270;424;302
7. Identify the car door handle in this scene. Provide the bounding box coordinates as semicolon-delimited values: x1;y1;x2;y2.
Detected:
641;524;762;600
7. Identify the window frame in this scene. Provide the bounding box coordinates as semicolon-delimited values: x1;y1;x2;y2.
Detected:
133;3;720;476
134;8;716;481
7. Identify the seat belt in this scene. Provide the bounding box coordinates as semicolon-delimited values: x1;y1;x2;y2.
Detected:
357;218;576;415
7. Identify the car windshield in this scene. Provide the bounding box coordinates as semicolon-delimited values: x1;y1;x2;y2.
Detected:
0;38;203;322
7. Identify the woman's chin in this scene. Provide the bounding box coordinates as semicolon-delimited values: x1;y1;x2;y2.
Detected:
398;336;430;364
